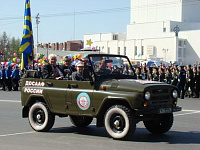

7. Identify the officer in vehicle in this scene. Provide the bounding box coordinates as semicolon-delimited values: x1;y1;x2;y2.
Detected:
177;65;186;99
95;57;111;75
60;55;75;79
42;54;64;80
71;61;85;81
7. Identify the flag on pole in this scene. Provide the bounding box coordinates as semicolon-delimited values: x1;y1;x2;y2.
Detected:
19;0;34;70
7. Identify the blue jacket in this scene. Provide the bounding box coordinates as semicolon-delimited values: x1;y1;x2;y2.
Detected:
6;68;12;78
1;68;6;78
11;69;20;79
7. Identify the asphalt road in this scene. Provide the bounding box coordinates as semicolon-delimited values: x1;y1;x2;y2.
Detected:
0;91;200;150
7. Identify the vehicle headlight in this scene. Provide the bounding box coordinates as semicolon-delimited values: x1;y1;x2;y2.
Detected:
172;90;178;99
145;91;150;100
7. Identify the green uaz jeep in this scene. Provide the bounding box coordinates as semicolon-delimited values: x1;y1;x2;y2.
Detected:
21;54;181;140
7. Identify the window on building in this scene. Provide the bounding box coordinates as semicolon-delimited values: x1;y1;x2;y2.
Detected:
141;46;144;55
124;47;126;55
108;47;110;54
135;46;137;56
178;41;182;47
184;41;186;46
163;27;166;32
113;35;118;40
178;48;182;58
183;48;186;58
118;47;120;55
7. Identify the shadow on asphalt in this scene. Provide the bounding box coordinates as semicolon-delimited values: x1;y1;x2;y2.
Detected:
48;125;200;144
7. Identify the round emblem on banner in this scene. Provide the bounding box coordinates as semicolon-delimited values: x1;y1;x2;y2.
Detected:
77;93;90;110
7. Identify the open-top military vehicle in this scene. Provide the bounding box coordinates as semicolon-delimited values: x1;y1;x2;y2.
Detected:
21;54;181;140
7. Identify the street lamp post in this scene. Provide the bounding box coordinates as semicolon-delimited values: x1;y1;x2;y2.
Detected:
173;25;180;62
36;13;40;57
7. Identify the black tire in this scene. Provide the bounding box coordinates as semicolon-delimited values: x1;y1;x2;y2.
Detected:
69;115;93;127
28;102;55;132
143;113;174;134
104;105;136;140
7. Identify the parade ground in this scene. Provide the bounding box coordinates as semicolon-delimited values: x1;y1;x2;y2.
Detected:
0;91;200;150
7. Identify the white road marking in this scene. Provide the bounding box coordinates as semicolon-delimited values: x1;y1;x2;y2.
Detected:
174;111;200;116
182;109;200;112
0;131;35;137
0;100;20;103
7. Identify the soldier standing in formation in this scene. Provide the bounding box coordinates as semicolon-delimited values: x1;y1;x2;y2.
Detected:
11;65;20;91
177;65;186;99
194;66;200;98
152;67;159;81
171;65;179;86
185;65;194;97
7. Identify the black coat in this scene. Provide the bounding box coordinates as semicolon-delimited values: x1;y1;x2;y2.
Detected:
42;64;57;79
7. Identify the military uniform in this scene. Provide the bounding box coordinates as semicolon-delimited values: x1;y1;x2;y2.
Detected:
11;66;20;91
1;66;6;91
177;66;186;99
147;67;153;81
194;67;200;98
185;65;194;97
152;68;159;81
5;66;12;91
135;67;142;80
171;68;179;86
71;72;85;81
0;66;2;89
159;68;165;82
95;68;111;75
165;69;172;84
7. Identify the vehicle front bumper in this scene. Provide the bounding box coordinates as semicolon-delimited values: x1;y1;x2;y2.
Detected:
135;105;182;116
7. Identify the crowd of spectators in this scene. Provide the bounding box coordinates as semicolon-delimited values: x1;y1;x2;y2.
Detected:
0;54;199;99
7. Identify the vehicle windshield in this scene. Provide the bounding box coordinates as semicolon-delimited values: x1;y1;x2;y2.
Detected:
88;55;136;80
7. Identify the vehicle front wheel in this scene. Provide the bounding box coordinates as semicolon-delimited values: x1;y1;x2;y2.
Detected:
69;116;93;127
104;105;136;140
28;102;55;132
143;113;174;134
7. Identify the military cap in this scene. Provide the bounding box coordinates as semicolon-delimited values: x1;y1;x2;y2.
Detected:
76;61;84;67
179;65;185;68
64;56;71;62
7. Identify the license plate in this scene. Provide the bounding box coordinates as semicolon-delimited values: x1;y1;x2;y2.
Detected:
159;108;172;114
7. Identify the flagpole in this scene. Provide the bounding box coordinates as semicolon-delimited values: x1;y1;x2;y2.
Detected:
31;36;35;70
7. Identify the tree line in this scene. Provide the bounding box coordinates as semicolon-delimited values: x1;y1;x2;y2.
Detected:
0;31;21;62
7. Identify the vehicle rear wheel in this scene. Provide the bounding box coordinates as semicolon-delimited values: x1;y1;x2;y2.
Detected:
69;115;93;127
104;105;136;140
29;102;55;132
143;113;174;134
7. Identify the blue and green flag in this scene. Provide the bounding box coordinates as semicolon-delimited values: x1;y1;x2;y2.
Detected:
19;0;34;70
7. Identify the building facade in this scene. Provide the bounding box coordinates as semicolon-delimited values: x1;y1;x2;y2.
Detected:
84;0;200;64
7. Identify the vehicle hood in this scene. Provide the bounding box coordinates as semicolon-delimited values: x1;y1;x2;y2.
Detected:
103;79;167;92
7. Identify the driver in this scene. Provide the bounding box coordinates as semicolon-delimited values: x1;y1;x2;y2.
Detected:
95;57;111;75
